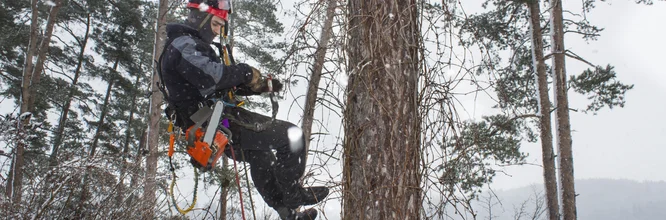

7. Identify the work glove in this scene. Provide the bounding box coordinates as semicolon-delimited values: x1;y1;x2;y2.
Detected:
245;67;283;93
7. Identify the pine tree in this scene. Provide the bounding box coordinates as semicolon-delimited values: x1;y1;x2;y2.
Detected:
454;0;636;218
410;4;534;218
74;0;150;217
48;0;100;168
549;0;577;218
301;0;337;158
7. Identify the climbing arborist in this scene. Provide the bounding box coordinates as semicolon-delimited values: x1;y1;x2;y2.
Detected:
157;0;329;219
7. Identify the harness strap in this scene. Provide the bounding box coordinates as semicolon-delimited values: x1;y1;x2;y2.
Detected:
223;114;272;132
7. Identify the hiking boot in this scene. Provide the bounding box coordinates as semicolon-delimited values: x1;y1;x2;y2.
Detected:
283;186;330;208
277;207;318;220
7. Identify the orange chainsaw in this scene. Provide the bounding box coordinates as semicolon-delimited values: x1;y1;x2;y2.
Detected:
169;100;230;171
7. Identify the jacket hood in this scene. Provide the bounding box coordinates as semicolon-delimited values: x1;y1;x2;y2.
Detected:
184;9;216;44
166;23;201;40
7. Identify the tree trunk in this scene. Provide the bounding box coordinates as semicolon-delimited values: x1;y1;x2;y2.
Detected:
19;0;39;115
123;71;141;155
6;0;38;202
90;59;119;156
75;59;118;218
302;0;337;159
219;158;229;220
118;71;142;206
128;130;146;207
144;0;169;217
527;2;560;220
50;14;91;167
550;0;577;219
6;0;62;203
343;1;421;219
27;0;64;112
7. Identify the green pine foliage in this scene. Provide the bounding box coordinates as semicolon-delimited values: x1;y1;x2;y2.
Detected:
570;65;634;113
232;0;287;74
440;114;530;195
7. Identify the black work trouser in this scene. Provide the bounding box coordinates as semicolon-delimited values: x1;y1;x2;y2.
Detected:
222;107;307;209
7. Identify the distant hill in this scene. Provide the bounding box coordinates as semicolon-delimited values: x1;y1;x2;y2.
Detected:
471;179;666;220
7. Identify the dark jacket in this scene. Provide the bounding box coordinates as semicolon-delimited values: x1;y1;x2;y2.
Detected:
161;23;252;107
160;23;253;126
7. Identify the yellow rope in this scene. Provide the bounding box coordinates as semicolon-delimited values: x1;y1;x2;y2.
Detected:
170;166;199;215
167;119;199;215
221;26;231;66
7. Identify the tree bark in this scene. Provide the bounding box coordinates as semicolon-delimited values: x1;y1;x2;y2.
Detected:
302;0;337;159
527;2;560;220
144;0;169;218
550;0;577;219
343;1;421;219
19;0;39;115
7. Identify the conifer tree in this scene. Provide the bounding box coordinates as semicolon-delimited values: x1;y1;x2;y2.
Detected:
455;0;636;218
48;0;99;168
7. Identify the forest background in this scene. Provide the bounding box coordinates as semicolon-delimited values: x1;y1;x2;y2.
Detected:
0;0;664;219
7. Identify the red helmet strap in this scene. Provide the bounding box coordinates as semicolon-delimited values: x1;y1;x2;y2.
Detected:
187;2;229;21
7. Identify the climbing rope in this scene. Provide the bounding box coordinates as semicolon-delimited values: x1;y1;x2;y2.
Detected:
219;21;251;220
228;144;247;220
241;150;258;220
167;121;200;215
169;158;199;215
